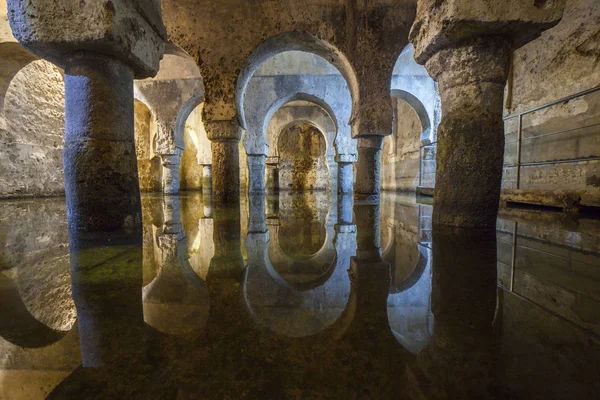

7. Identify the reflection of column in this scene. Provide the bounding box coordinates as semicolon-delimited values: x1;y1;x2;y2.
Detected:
161;153;182;194
355;137;383;201
69;231;145;368
201;164;213;194
248;195;267;235
416;225;498;397
202;192;213;218
205;201;247;334
205;120;242;203
143;196;209;339
345;199;391;337
266;193;280;220
334;193;356;291
265;157;280;193
208;202;245;280
247;155;266;194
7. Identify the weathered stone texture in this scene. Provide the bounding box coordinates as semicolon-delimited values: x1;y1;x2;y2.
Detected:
162;0;416;136
507;0;600;114
278;123;329;191
7;0;166;78
427;37;511;227
134;100;162;192
0;59;65;198
410;0;566;64
63;54;141;231
382;99;423;192
0;198;75;331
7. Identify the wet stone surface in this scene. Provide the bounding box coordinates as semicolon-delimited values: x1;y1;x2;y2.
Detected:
1;192;599;399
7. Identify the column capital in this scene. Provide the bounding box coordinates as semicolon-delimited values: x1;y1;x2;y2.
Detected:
409;0;566;65
335;154;358;164
357;136;384;150
7;0;166;78
204;120;243;143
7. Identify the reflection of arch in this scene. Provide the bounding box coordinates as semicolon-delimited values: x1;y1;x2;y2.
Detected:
236;31;359;130
0;273;71;348
142;212;210;339
267;196;335;290
387;244;434;355
243;196;353;338
390;89;431;142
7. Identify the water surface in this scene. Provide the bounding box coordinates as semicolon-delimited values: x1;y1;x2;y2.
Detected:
1;192;599;399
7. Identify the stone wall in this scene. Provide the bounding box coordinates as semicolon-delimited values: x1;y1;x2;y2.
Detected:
501;0;600;192
181;104;211;191
134;100;162;192
0;51;65;198
417;0;599;194
382;99;423;192
278;123;329;191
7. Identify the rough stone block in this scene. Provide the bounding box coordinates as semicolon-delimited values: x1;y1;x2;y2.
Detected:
410;0;566;63
7;0;166;78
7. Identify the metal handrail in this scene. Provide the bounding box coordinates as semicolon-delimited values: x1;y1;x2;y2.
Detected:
418;86;600;190
503;86;600;189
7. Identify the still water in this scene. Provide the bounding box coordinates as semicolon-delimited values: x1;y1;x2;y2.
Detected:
1;192;599;399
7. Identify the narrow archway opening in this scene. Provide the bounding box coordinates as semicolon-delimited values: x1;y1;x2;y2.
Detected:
386;43;441;193
277;121;328;192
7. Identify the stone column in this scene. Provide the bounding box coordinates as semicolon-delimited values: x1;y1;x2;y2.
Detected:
409;0;566;227
247;155;266;194
265;157;280;193
205;120;242;203
355;137;383;200
201;164;213;194
338;162;354;195
62;54;142;231
135;78;203;196
427;38;510;227
6;0;166;232
161;154;182;195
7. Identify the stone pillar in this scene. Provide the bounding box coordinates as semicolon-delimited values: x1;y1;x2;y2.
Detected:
161;154;181;195
247;155;266;194
427;38;510;227
62;54;142;231
338;162;354;195
6;0;166;231
202;164;213;194
135;78;203;196
265;157;280;193
204;120;242;203
409;0;566;227
355;137;383;201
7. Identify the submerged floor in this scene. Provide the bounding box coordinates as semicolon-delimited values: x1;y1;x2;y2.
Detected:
1;192;599;399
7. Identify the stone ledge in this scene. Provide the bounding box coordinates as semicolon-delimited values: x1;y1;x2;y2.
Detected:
417;187;600;211
502;189;600;211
